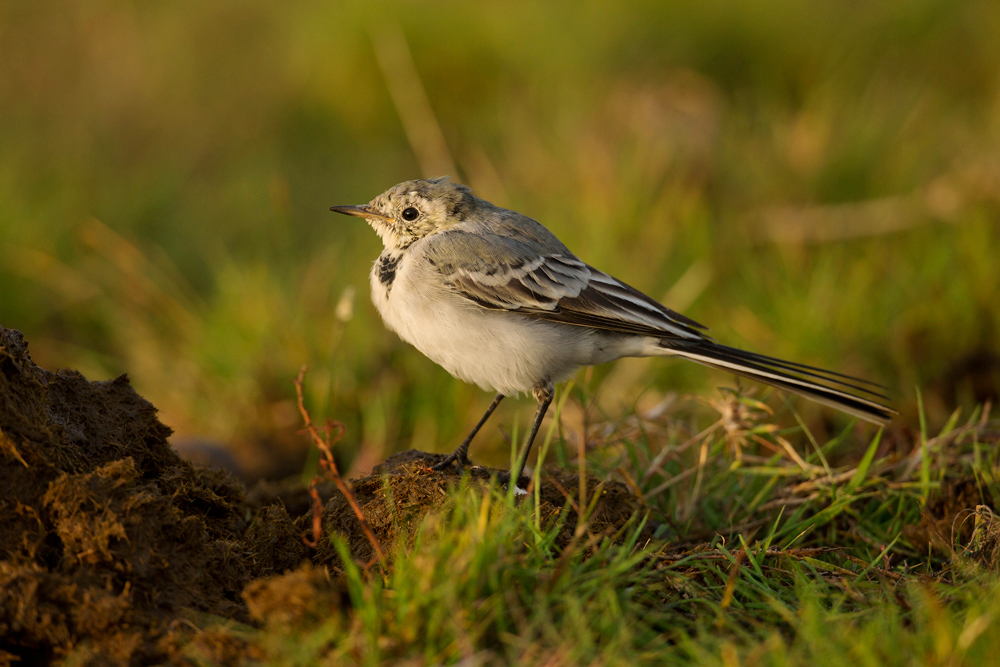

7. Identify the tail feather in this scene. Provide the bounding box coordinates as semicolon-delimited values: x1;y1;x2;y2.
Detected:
716;346;887;393
662;341;896;425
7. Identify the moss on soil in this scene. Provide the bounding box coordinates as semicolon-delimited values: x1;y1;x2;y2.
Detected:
0;326;650;665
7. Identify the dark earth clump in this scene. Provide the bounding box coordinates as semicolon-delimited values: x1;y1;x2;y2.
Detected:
904;476;1000;570
307;450;650;567
0;326;650;666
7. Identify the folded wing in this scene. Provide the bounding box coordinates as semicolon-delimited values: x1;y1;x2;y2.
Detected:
427;229;895;424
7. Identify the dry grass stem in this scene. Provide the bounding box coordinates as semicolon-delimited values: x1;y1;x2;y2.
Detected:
370;19;457;178
295;366;388;567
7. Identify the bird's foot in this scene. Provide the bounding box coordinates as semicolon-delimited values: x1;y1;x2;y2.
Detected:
431;453;473;473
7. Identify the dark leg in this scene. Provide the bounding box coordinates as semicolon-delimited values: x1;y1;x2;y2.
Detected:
432;393;505;471
508;383;554;488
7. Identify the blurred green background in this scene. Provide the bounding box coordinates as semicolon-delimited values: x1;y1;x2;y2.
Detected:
2;0;998;479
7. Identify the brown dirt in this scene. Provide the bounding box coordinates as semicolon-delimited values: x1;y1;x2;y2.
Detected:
0;326;649;666
904;476;1000;569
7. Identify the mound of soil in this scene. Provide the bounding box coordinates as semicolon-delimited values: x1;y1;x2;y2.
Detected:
0;326;647;666
904;477;1000;571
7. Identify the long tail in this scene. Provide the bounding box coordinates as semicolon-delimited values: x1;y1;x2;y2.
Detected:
661;340;896;424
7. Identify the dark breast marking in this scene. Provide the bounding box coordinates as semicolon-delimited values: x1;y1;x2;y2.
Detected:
376;253;402;292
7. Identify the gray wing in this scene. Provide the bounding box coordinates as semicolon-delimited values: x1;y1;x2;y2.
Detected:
424;229;708;340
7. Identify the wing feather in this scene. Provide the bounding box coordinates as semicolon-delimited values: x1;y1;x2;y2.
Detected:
425;229;707;339
423;227;894;424
426;230;590;310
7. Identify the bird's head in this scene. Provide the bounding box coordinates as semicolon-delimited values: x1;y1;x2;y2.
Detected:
330;177;476;249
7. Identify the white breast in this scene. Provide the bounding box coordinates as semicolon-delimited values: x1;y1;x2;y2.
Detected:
369;246;646;395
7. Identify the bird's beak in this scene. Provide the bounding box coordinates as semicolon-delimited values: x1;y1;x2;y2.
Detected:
328;204;393;222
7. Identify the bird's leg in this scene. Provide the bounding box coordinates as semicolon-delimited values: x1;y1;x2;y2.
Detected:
432;393;505;471
508;382;554;489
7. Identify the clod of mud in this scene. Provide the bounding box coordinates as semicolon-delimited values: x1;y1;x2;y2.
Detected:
0;326;650;665
0;326;279;665
959;505;1000;573
904;477;1000;571
904;478;988;556
307;450;651;567
243;562;349;627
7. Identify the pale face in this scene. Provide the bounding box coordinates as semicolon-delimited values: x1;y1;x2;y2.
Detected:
330;177;475;249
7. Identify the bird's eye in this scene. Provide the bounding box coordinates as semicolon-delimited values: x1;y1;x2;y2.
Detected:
401;207;419;221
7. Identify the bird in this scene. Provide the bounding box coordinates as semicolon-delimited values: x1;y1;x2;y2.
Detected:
331;177;894;487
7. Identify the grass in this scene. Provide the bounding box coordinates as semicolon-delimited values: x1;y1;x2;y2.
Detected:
2;2;999;663
1;0;998;475
188;395;1000;666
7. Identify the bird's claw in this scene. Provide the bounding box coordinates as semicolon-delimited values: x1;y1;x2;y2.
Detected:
431;454;473;472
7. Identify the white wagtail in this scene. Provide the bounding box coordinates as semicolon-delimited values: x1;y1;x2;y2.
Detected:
331;178;894;486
